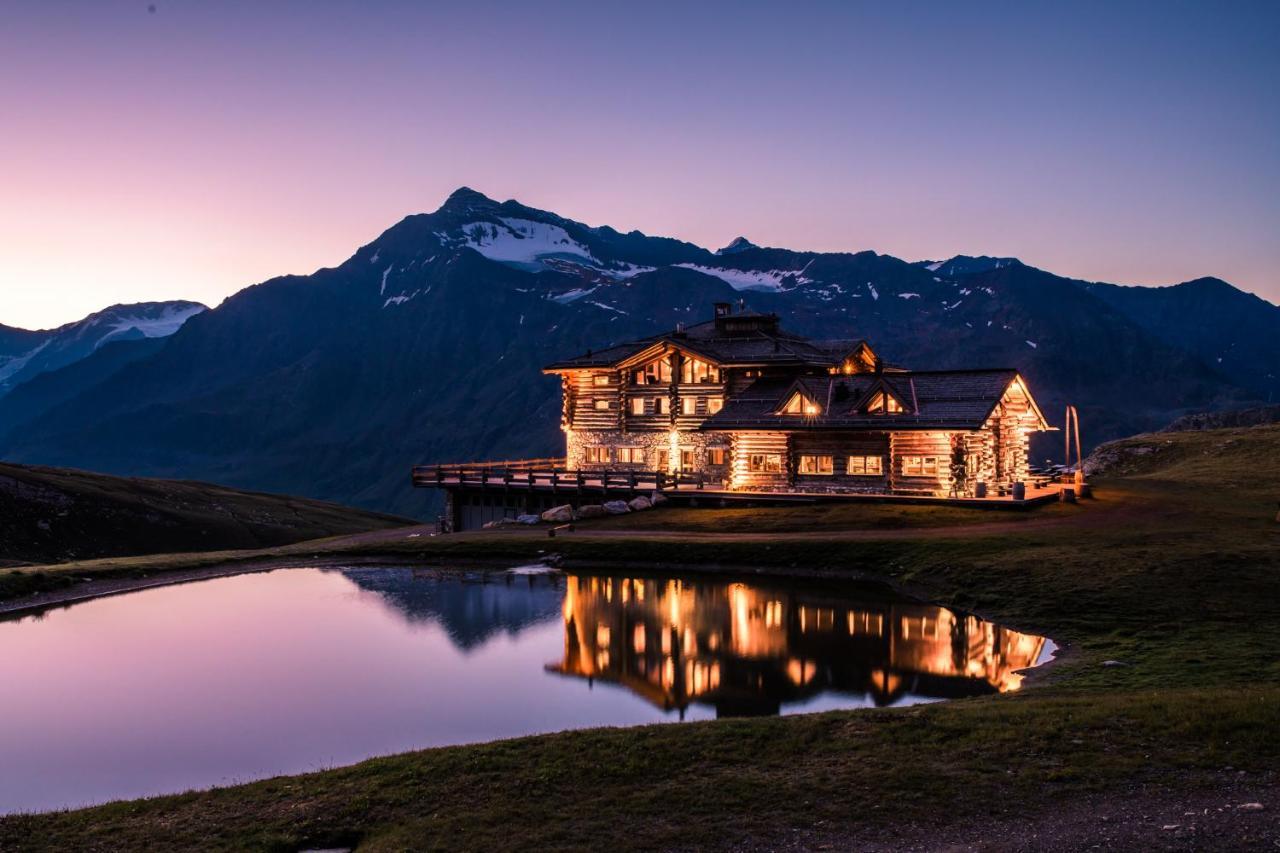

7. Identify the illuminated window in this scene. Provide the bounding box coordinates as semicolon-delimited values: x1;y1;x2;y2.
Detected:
847;455;884;475
798;454;833;475
617;447;643;463
633;358;672;386
584;447;608;464
707;397;723;414
680;358;720;384
630;397;646;415
866;391;904;414
594;399;612;410
655;397;670;414
592;374;611;386
781;392;820;415
708;447;727;465
655;448;670;470
681;397;696;415
902;455;939;476
679;448;696;471
748;453;783;473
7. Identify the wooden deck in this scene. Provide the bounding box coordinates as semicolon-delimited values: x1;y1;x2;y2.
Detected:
411;461;1064;509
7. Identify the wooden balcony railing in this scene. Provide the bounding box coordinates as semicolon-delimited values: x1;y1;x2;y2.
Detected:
411;461;708;492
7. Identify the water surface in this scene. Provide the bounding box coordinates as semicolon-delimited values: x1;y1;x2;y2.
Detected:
0;566;1050;814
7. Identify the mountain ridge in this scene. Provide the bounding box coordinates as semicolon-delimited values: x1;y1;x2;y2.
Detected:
0;187;1272;516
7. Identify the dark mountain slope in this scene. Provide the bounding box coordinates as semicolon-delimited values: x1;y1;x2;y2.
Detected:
1080;277;1279;401
0;462;411;565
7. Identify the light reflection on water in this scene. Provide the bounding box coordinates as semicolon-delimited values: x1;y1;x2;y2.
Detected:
0;566;1048;814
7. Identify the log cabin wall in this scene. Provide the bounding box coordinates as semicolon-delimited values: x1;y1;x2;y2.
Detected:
888;431;955;496
568;370;622;432
981;382;1039;488
789;432;892;493
729;431;791;490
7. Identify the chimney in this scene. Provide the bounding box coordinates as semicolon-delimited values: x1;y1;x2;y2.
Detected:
737;298;746;313
874;357;884;375
713;302;731;318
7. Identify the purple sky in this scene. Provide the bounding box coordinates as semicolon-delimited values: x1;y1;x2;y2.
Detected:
2;1;1277;329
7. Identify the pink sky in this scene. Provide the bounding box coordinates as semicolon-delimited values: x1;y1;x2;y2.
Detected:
2;2;1276;329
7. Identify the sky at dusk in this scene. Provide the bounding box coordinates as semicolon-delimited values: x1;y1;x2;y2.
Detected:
2;0;1277;329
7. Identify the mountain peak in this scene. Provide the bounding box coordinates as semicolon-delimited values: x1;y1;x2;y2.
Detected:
716;236;758;256
439;187;501;214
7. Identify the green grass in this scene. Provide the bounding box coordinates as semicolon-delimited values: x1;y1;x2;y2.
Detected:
2;425;1278;850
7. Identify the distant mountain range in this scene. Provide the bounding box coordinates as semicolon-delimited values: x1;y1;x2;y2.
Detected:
0;187;1275;516
0;301;205;394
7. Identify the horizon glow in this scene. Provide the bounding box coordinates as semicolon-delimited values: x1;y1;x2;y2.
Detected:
2;1;1277;329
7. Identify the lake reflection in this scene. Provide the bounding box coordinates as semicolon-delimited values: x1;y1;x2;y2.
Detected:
549;574;1046;716
0;566;1047;814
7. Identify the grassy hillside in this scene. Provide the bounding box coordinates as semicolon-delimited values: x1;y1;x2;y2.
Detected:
2;426;1277;850
0;462;412;566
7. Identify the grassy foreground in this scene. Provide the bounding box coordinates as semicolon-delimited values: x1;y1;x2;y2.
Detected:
1;426;1278;849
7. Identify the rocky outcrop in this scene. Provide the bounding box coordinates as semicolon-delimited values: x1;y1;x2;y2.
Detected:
1162;405;1280;432
541;504;575;523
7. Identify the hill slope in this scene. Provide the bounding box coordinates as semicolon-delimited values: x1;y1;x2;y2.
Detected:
0;188;1272;516
0;463;412;565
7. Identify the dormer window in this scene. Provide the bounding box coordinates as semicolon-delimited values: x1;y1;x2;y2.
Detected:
865;391;903;414
781;391;821;416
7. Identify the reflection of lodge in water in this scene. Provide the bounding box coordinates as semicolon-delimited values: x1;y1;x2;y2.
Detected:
547;574;1046;717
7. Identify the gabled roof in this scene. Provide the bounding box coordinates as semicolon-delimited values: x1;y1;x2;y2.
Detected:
543;313;870;372
701;369;1049;431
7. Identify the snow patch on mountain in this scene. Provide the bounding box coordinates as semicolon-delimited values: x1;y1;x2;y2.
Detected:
897;292;920;300
0;340;50;384
675;264;804;292
460;218;598;268
100;303;206;346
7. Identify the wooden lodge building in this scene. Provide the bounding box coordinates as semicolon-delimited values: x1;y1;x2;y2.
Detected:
415;303;1053;530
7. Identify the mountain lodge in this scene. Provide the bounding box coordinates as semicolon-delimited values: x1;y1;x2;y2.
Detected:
415;303;1055;530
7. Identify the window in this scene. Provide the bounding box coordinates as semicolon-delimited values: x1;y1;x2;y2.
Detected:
592;374;611;386
617;447;643;464
655;397;670;414
680;358;720;384
630;397;646;416
866;391;904;414
655;448;670;470
847;455;884;475
593;399;612;411
681;397;696;415
798;455;833;475
902;455;939;476
707;397;723;414
708;447;727;465
781;392;820;415
679;448;696;472
748;453;783;473
584;446;608;464
633;358;671;386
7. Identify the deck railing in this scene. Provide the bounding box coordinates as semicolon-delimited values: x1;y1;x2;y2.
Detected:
411;462;708;492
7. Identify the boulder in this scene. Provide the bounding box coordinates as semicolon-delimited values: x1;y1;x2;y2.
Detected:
628;496;652;511
649;491;669;506
576;504;608;519
516;514;541;525
603;500;631;515
541;504;575;523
